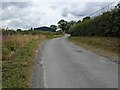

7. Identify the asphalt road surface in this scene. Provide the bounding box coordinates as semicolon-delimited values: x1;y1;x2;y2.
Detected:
32;35;118;88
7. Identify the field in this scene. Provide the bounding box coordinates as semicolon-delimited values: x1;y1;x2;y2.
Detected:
2;34;51;88
69;36;120;63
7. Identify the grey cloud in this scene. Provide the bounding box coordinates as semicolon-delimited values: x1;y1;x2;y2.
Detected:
1;2;42;29
1;2;32;21
1;2;113;30
1;3;33;21
61;2;111;17
62;8;69;17
51;5;57;10
1;8;26;20
1;2;31;9
9;17;40;29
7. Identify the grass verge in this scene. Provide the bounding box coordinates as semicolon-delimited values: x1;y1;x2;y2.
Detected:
2;34;51;88
69;36;120;63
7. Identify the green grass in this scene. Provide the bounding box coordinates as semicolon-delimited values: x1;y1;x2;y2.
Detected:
2;32;64;88
69;36;120;63
53;34;64;38
2;34;51;88
3;40;38;87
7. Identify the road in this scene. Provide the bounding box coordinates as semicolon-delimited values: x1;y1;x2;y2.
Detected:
32;35;118;88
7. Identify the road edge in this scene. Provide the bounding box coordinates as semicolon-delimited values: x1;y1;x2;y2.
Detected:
31;40;48;88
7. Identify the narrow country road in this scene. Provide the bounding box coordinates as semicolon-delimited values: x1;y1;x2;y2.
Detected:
32;35;118;88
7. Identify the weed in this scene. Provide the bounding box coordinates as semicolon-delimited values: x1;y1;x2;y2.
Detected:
69;36;120;62
2;34;48;88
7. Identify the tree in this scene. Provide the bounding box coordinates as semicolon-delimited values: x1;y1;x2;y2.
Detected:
50;25;57;31
115;2;120;10
68;21;76;26
77;20;81;23
30;27;33;30
82;16;90;22
57;19;68;32
17;29;22;32
67;21;76;33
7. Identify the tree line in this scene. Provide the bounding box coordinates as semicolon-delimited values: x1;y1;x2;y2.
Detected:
2;3;120;38
68;3;120;37
55;3;120;38
2;27;63;36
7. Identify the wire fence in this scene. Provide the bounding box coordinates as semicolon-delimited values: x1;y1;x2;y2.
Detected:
89;0;120;19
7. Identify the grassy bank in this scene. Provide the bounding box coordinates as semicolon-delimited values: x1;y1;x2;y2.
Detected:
69;36;120;63
2;34;52;88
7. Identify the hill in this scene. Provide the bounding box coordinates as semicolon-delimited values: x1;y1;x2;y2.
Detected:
34;26;56;32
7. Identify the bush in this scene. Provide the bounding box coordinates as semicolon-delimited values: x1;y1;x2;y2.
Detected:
69;4;120;38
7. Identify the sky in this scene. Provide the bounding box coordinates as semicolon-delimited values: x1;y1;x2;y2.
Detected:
0;0;118;30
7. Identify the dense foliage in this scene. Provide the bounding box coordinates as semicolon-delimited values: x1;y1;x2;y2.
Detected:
69;3;120;37
2;29;63;36
57;19;76;33
2;28;64;88
50;25;57;30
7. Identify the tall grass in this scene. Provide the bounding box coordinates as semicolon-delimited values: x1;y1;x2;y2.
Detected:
2;34;47;88
0;32;2;89
69;36;120;62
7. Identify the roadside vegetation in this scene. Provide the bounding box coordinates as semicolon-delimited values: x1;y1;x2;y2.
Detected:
2;2;120;88
56;3;120;62
2;29;63;88
68;3;120;62
68;3;120;37
69;37;119;62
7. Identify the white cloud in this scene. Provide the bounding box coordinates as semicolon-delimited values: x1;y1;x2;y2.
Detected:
1;0;117;2
0;1;118;29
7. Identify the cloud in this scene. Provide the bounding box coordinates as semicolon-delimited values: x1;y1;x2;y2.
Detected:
8;17;40;29
0;1;117;29
1;2;30;9
1;2;32;21
61;2;112;18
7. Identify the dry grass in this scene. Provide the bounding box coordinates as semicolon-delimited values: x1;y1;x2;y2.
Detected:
2;34;48;88
69;36;120;62
3;34;46;47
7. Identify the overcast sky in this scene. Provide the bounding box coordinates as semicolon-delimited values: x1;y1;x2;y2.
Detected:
0;0;118;30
